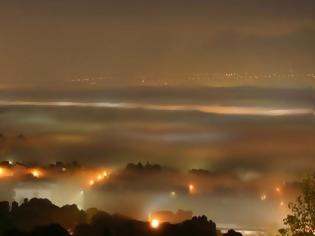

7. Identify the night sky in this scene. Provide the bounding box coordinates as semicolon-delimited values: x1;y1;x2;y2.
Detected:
0;0;315;87
0;0;314;232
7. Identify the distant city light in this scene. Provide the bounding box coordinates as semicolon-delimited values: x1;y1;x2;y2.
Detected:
67;228;74;235
260;194;267;201
150;219;160;229
188;184;195;193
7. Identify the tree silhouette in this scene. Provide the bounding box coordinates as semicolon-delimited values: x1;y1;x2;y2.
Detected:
31;224;70;236
279;173;315;236
223;229;242;236
0;197;243;236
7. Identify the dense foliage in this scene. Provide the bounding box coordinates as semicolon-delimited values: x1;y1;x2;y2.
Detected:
279;173;315;236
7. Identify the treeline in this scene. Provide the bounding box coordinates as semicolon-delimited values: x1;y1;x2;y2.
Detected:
0;198;242;236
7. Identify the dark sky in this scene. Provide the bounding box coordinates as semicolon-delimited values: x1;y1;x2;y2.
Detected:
0;0;315;87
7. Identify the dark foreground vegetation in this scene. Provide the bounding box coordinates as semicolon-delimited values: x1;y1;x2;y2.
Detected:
278;173;315;236
0;198;242;236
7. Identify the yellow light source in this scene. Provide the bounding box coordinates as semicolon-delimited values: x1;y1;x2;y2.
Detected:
189;184;195;193
280;201;285;207
150;219;160;229
97;175;103;181
0;167;3;175
32;170;40;178
103;171;108;177
89;180;95;186
171;191;176;197
275;187;281;193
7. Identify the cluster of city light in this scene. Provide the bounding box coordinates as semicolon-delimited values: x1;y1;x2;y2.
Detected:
0;162;45;179
169;183;195;198
260;186;286;208
70;72;315;87
1;160;289;213
0;161;113;187
88;171;109;187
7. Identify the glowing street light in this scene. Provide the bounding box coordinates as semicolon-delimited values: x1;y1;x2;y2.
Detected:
188;184;195;193
103;171;108;177
150;219;160;229
89;180;95;186
31;170;41;178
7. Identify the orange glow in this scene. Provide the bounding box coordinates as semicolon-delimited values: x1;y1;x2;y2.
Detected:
103;171;108;177
89;180;95;186
97;175;103;181
30;169;42;178
0;167;13;178
188;184;195;193
280;201;285;207
171;191;176;197
150;219;160;229
275;187;281;193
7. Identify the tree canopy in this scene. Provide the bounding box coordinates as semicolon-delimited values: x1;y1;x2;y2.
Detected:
279;173;315;236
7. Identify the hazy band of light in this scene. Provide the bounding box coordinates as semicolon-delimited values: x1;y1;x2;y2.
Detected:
0;100;312;116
